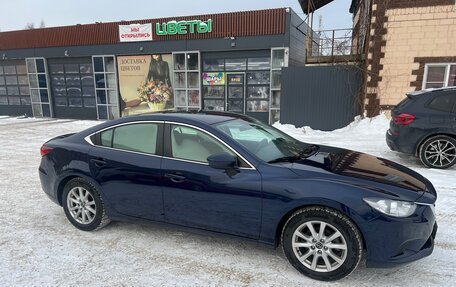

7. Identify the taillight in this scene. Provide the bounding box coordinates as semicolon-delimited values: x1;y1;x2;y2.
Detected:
40;145;53;157
393;113;415;125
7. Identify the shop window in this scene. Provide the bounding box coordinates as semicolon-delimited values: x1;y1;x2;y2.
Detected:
173;52;201;110
187;72;199;88
104;58;115;73
269;48;288;124
175;90;187;106
27;58;51;117
246;100;268;112
272;50;286;69
204;99;225;111
203;86;224;98
423;64;456;89
247;86;269;99
188;90;200;107
80;64;93;74
174;72;186;88
203;59;224;71
50;64;64;74
247;58;270;70
92;56;120;120
271;71;281;89
226;59;246;71
187;53;199;71
0;59;31;107
271;91;280;109
36;59;46;73
93;57;104;73
174;54;185;71
247;72;269;85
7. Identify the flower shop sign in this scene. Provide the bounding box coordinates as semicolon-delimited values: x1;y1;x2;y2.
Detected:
119;23;153;42
156;19;213;36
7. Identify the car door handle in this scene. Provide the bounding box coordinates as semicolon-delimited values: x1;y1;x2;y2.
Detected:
164;173;186;183
91;158;107;167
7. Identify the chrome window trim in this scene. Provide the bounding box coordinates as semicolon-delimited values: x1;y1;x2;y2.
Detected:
84;120;164;157
83;120;256;170
165;121;256;170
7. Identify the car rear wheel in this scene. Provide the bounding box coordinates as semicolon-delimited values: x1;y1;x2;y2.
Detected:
281;206;363;281
419;135;456;169
62;178;111;231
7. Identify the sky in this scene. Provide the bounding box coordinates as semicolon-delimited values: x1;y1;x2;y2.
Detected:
0;0;352;32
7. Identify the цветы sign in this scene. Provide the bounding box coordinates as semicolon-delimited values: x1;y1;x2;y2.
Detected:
156;19;212;35
119;23;153;42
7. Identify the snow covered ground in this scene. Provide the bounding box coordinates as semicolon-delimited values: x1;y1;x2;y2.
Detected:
0;115;455;286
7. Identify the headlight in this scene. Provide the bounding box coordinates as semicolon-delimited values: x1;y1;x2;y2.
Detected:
363;198;417;217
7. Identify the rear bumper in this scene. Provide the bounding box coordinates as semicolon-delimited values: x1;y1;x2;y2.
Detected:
39;161;60;205
386;130;415;154
361;205;437;268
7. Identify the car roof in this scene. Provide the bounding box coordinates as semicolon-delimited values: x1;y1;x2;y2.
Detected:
407;86;456;96
120;110;256;125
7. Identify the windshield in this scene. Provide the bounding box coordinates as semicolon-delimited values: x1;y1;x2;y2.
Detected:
214;119;311;163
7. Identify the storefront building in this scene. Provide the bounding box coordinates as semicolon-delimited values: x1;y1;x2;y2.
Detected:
0;8;307;123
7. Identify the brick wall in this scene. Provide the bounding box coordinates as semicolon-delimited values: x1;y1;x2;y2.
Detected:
364;2;456;115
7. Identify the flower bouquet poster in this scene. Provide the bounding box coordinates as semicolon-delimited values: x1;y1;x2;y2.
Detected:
117;54;174;116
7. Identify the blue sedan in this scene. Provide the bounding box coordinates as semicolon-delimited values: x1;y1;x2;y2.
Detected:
39;112;437;281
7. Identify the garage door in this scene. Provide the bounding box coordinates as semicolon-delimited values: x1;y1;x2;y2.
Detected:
48;57;97;120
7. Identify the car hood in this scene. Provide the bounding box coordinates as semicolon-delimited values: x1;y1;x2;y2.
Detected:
287;145;429;195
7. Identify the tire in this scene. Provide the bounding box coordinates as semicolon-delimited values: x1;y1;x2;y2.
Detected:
281;206;363;281
62;178;111;231
419;135;456;169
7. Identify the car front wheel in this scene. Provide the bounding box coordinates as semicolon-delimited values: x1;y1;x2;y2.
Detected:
419;135;456;169
62;178;111;231
281;206;363;281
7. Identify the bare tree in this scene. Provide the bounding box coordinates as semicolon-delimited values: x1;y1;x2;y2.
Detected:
25;22;35;29
39;20;45;28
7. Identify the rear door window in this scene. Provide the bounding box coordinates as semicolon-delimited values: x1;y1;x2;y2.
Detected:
112;124;158;154
93;123;160;155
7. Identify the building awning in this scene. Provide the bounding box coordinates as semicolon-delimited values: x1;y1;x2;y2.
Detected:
299;0;335;14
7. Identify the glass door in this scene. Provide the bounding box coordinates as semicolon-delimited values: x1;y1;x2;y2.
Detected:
226;73;245;113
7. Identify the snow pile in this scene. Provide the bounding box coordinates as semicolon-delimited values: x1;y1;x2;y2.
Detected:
273;113;390;136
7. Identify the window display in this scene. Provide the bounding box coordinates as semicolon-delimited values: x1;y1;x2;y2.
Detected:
246;100;268;112
247;86;269;99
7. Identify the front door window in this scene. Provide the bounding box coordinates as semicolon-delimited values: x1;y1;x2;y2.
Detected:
170;124;236;163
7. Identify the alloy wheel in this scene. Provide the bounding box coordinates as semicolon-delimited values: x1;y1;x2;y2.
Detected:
292;221;348;273
66;186;97;225
424;139;456;168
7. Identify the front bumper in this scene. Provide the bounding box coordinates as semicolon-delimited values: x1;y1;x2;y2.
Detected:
361;204;437;268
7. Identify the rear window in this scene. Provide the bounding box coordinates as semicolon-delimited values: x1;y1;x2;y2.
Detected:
395;97;411;110
427;93;456;113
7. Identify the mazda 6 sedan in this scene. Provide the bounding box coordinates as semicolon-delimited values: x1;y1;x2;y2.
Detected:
39;112;437;281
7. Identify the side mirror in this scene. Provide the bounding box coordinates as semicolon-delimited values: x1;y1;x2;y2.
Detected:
207;152;237;170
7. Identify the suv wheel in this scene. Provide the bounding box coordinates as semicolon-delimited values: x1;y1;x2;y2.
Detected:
419;135;456;169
